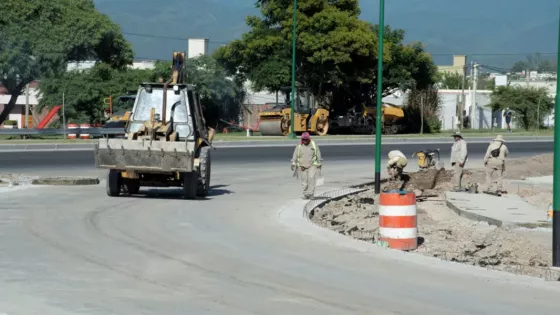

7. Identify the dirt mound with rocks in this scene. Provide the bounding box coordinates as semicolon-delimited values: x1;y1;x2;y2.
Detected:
311;153;556;280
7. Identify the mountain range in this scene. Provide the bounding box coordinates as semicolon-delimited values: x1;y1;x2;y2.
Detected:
92;0;559;68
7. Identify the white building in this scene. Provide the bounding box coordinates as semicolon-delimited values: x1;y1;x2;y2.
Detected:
187;38;209;59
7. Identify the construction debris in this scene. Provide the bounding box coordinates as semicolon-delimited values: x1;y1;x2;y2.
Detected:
311;154;556;280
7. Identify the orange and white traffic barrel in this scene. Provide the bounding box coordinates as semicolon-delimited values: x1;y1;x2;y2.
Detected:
79;123;91;139
379;191;418;251
67;123;78;139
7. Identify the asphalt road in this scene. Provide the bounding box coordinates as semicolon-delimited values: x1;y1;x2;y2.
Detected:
1;142;559;314
0;141;552;171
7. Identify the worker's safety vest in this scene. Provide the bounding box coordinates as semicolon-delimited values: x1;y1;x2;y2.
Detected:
296;141;319;167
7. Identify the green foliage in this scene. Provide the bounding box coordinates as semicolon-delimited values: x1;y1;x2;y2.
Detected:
402;87;443;133
213;0;437;113
0;0;134;123
489;85;554;130
436;72;465;89
185;55;247;128
511;53;557;73
38;63;154;124
38;55;245;127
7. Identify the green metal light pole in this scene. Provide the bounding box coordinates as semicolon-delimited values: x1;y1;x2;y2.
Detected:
374;0;385;194
553;6;560;267
288;0;297;139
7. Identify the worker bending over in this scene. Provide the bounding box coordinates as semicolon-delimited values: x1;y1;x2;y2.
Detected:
387;150;408;180
291;132;323;199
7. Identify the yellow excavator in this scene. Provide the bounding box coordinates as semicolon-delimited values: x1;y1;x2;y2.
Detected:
258;86;329;136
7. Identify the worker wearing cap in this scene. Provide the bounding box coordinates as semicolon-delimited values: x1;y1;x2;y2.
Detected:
450;131;468;191
387;150;407;181
483;134;509;193
291;132;322;199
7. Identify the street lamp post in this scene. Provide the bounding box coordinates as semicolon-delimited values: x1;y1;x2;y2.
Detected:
374;0;385;194
552;7;560;267
289;0;297;139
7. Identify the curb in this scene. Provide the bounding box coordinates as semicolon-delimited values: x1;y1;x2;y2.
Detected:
31;177;100;186
304;179;389;219
444;193;552;229
445;197;505;227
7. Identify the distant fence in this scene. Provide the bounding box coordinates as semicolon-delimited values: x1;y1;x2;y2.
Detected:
0;128;125;137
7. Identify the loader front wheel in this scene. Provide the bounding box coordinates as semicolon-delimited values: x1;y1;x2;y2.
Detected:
182;172;198;200
197;146;211;197
106;169;122;197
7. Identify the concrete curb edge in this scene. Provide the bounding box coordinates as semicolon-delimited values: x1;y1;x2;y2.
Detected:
444;196;505;227
445;192;553;229
31;177;100;186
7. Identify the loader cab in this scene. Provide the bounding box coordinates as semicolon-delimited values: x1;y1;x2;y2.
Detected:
126;83;197;141
281;86;311;114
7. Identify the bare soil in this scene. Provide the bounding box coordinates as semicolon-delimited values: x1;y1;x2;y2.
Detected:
311;153;557;280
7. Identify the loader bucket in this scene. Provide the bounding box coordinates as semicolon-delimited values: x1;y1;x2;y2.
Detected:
95;138;194;173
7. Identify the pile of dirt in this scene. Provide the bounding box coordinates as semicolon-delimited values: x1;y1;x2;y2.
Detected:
312;189;552;279
504;153;553;180
311;153;556;279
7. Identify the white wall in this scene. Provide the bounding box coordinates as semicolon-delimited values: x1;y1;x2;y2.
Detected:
188;38;209;59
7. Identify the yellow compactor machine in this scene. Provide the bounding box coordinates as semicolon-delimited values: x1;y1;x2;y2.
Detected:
258;86;329;136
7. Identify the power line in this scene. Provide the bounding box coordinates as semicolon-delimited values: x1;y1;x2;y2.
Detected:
122;31;558;57
122;32;228;45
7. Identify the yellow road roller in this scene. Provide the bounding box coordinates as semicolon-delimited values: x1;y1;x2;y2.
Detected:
258;86;329;136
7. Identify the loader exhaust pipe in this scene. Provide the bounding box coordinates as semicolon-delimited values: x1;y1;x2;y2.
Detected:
162;78;172;124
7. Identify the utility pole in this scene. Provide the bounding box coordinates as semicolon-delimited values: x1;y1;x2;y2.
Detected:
471;63;478;130
420;95;424;134
374;0;385;194
288;0;297;139
459;63;467;131
24;83;30;139
63;90;67;140
553;6;560;267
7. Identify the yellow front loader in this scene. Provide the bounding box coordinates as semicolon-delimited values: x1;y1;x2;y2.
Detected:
94;51;215;199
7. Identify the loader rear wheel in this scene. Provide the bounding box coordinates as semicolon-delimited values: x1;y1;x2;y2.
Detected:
122;179;140;195
197;146;211;197
106;169;122;197
182;172;198;200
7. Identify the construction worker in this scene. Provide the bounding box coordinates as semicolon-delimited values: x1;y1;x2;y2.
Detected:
450;131;468;192
291;132;322;199
387;150;407;181
503;108;512;133
483;135;509;193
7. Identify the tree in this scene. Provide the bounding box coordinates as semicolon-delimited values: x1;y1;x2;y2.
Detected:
489;85;554;130
37;64;153;124
184;56;247;128
511;61;527;73
511;53;557;73
213;0;437;113
0;0;133;125
38;55;246;127
403;86;443;133
436;72;465;89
